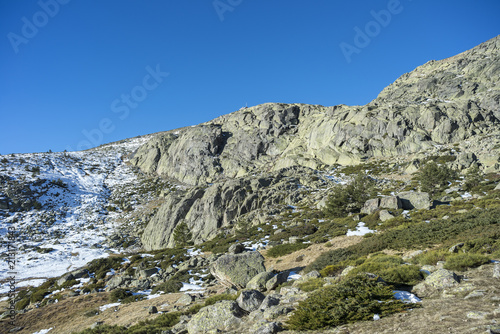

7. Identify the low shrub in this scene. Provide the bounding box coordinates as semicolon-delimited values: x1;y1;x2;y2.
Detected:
152;280;183;294
203;293;238;306
31;289;50;303
87;257;124;279
347;255;423;285
444;253;490;271
109;289;132;303
306;208;500;273
319;264;345;277
286;275;414;330
297;278;324;292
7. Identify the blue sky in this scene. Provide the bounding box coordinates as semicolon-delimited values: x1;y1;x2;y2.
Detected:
1;0;499;154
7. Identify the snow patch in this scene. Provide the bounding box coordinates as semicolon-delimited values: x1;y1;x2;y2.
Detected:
346;222;375;236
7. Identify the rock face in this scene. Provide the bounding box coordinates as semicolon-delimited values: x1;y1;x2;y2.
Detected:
131;37;500;187
210;252;266;288
133;35;500;250
186;300;244;333
141;166;323;249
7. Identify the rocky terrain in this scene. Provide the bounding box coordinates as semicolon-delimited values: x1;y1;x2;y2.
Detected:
1;36;500;334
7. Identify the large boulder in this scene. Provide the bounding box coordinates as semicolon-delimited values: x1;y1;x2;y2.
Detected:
412;269;460;297
236;289;266;312
210;252;266;288
397;191;430;210
246;271;275;291
187;300;244;333
361;198;380;215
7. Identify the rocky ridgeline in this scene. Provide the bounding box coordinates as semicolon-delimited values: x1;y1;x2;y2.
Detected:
131;36;500;250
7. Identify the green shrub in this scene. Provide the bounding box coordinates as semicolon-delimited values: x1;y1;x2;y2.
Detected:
73;325;126;334
444;253;490;271
347;255;423;285
266;242;310;258
414;249;447;266
297;278;324;292
414;161;458;197
173;221;193;247
203;293;238;306
60;279;79;289
307;208;500;273
152;280;183;294
84;309;100;317
87;257;124;279
30;289;50;303
286;275;414;330
323;173;375;218
109;289;132;303
320;264;345;277
15;298;30;310
463;165;483;191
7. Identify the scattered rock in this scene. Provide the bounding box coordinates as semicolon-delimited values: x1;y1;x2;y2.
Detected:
265;272;288;291
136;267;158;279
449;243;465;253
379;209;395;221
228;243;246;254
259;294;281;310
397;191;430;210
412;269;460;297
57;273;75;287
361;198;380;215
379;196;402;210
246;272;275;291
177;294;195;306
210;251;266;289
70;269;89;279
493;262;500;279
253;321;282;334
466;311;490;320
148;305;158;314
464;290;485;299
236;289;266;312
186;301;244;334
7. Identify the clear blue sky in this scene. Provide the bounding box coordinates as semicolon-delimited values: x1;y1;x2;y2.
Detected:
1;0;499;154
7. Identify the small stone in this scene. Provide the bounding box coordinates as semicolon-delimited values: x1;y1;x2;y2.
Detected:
176;294;195;306
464;290;485;299
493;263;500;279
148;306;158;314
91;322;104;329
449;243;465;253
466;311;490;320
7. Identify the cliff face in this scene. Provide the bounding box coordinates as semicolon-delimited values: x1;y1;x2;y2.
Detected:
131;35;500;250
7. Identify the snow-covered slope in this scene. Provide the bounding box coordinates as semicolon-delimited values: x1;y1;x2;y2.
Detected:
0;136;154;292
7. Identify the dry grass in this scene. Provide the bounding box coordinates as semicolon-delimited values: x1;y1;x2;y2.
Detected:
262;235;364;273
1;291;187;334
